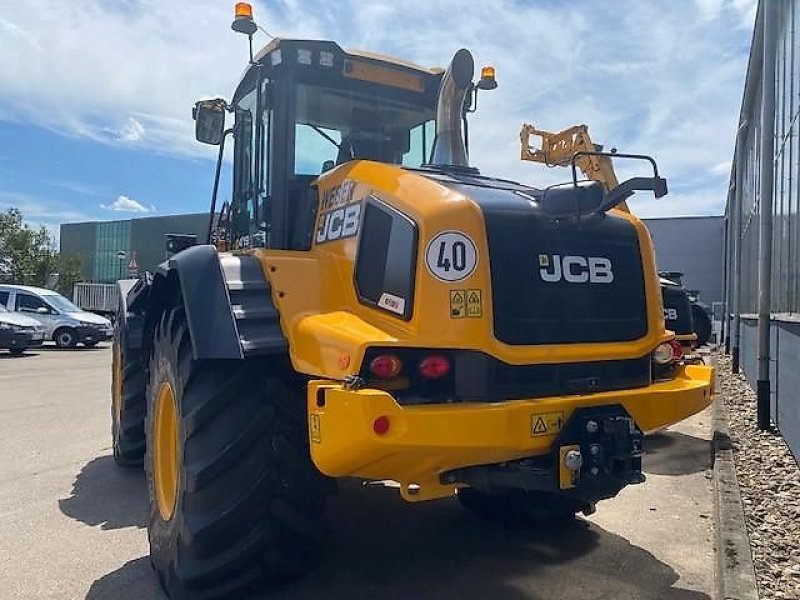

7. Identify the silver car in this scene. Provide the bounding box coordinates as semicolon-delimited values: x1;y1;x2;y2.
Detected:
0;284;113;348
0;303;45;354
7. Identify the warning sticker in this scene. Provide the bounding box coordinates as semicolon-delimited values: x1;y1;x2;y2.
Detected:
309;414;321;443
531;411;565;437
450;289;483;319
466;290;482;318
450;290;466;318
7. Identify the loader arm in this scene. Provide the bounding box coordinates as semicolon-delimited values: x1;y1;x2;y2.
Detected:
520;123;628;212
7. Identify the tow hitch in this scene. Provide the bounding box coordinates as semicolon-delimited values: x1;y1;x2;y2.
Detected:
442;406;645;507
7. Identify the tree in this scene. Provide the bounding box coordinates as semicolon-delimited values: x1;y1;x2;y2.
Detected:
0;207;82;294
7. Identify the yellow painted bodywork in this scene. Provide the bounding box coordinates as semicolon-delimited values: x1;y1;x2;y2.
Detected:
240;160;713;499
253;160;667;378
307;364;713;501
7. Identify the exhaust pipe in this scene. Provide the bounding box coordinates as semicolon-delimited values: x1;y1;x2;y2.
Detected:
430;48;474;168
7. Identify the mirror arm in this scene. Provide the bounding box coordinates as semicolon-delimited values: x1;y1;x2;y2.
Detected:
599;177;668;213
207;128;234;245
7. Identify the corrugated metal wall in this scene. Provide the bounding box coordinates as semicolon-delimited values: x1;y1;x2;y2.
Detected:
725;0;800;461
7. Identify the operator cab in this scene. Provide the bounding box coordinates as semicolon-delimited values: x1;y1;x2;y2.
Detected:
199;39;443;251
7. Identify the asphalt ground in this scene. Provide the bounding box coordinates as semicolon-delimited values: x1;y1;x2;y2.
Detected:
0;346;715;599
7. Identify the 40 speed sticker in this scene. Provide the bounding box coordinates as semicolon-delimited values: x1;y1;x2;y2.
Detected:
425;231;478;282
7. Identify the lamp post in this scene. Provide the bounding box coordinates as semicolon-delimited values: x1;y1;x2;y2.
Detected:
116;250;126;282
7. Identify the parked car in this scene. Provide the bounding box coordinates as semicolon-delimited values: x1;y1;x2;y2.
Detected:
0;284;113;348
0;303;45;355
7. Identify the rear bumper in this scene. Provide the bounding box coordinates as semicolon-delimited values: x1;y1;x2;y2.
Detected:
307;364;714;500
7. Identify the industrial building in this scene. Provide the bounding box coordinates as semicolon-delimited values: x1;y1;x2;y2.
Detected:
646;216;724;305
723;0;800;458
60;213;209;282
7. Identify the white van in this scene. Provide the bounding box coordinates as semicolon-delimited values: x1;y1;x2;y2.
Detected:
0;284;113;348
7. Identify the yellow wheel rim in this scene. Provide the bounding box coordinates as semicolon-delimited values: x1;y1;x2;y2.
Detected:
154;382;179;521
112;341;122;425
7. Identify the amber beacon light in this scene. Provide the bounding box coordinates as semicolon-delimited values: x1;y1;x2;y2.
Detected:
477;65;498;90
232;2;257;35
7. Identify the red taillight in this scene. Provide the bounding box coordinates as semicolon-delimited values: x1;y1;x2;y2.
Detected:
419;355;451;379
369;355;402;379
669;340;683;361
373;415;390;435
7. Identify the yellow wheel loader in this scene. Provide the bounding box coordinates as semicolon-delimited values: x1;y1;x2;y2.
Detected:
110;5;713;597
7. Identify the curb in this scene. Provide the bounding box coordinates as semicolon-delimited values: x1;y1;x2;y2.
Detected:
712;389;759;600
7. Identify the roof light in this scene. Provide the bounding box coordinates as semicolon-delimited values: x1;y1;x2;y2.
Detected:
297;49;312;65
231;2;257;35
234;2;252;18
320;51;334;67
477;65;497;90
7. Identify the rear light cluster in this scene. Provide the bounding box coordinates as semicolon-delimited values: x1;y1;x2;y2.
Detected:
652;339;683;380
369;352;451;380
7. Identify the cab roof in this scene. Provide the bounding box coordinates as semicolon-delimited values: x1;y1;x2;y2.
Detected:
234;38;444;102
251;38;442;76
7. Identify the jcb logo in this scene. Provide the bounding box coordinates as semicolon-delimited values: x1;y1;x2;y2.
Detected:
538;254;614;284
664;308;678;321
315;202;361;245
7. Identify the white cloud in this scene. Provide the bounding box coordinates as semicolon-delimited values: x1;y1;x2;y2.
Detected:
0;0;758;217
101;195;151;213
0;190;95;223
113;117;146;142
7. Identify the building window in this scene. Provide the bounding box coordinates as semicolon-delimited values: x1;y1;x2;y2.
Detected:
93;220;132;283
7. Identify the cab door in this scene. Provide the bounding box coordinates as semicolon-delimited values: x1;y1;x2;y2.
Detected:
14;292;58;336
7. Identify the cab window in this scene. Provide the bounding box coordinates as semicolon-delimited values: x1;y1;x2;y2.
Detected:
0;291;9;306
293;83;435;171
16;293;52;314
402;120;435;167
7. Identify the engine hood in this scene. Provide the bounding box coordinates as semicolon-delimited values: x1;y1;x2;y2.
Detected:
0;312;40;327
64;311;111;326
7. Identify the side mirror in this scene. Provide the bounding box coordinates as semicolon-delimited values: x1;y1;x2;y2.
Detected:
193;99;227;146
36;306;50;315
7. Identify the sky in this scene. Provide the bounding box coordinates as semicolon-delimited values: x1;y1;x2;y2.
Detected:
0;0;757;242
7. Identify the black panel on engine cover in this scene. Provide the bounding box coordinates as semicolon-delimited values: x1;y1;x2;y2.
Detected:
661;282;694;335
429;176;648;345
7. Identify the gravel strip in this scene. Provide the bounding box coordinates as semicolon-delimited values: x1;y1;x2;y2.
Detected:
716;353;800;599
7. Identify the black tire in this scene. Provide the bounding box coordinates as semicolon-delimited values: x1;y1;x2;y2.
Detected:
112;326;146;467
53;327;77;349
457;488;584;527
146;306;332;599
84;340;100;348
692;306;712;346
9;348;25;356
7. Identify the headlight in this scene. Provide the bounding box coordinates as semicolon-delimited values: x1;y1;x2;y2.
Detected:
0;322;11;330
